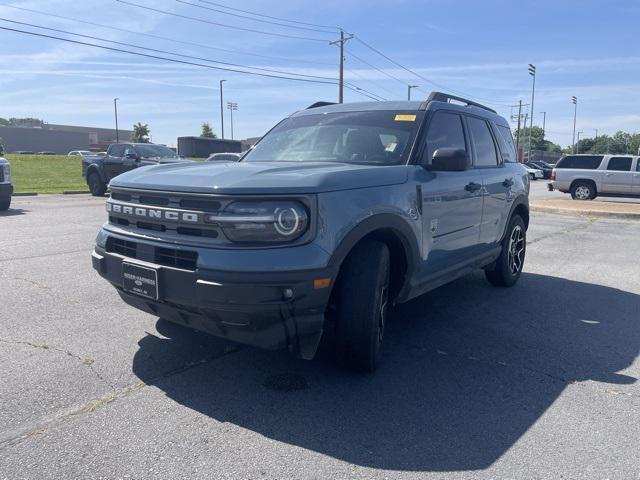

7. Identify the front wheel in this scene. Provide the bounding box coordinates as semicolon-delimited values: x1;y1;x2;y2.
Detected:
334;240;390;373
87;172;107;197
485;215;526;287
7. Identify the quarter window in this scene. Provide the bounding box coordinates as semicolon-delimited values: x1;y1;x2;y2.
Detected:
468;117;499;167
607;157;632;171
423;112;466;164
556;155;603;169
496;125;516;162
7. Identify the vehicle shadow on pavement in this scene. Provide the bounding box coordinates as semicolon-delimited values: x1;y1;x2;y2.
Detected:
132;272;639;472
0;208;28;217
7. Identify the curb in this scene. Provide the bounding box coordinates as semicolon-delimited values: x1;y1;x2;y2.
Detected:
62;190;91;195
531;204;640;221
12;192;38;197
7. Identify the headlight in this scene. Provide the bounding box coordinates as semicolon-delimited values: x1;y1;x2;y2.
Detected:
2;164;10;183
207;201;309;243
95;229;109;248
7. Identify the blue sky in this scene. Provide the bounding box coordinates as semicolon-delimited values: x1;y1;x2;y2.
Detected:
1;0;639;148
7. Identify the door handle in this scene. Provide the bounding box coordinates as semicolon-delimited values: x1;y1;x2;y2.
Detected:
465;182;482;193
605;173;613;176
502;178;514;188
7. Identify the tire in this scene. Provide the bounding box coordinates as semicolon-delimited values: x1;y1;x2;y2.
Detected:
570;181;596;200
0;197;10;211
88;171;107;197
485;215;526;287
334;240;390;373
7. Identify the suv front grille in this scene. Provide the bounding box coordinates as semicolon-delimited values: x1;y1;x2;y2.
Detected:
106;237;137;258
155;247;198;270
0;169;4;183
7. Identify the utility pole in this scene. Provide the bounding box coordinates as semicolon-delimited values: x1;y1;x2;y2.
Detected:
571;96;578;153
594;128;598;152
511;101;530;162
219;79;226;139
114;98;119;143
407;85;419;101
330;29;353;103
540;111;546;143
227;102;238;140
527;64;536;162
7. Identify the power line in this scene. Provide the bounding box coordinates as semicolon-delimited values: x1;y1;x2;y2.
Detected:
345;48;407;86
0;24;384;102
196;0;340;31
0;3;335;66
175;0;336;34
354;36;514;106
0;17;335;81
0;24;337;84
344;67;393;100
115;0;329;43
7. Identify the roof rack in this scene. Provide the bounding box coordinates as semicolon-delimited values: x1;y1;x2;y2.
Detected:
423;92;496;114
306;101;337;109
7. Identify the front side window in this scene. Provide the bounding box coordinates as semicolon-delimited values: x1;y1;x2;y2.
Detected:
109;145;125;157
243;110;424;165
422;112;467;164
607;157;632;171
468;117;499;167
135;144;177;159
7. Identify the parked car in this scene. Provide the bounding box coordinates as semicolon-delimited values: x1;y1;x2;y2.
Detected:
524;164;544;180
527;161;553;179
549;154;640;199
91;92;530;372
82;143;192;196
37;151;57;155
206;152;241;162
0;157;12;211
68;150;93;157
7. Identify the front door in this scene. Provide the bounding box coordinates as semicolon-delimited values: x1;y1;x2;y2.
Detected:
417;111;483;275
602;156;633;194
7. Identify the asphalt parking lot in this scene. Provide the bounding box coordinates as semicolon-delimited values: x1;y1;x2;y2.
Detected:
1;194;639;479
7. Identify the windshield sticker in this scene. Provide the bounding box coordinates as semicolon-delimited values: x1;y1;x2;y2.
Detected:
395;114;416;122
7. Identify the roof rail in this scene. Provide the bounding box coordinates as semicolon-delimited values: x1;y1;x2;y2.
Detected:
425;92;496;114
306;101;337;109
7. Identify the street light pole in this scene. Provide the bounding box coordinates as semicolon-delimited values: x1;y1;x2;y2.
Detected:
527;64;536;161
571;96;578;153
227;102;238;140
113;98;119;143
219;79;226;140
407;85;419;101
594;128;598;152
576;131;583;153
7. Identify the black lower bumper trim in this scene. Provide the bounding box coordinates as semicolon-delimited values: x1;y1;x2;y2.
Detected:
92;247;337;359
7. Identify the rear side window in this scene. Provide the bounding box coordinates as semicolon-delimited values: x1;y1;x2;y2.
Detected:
607;157;632;171
496;125;516;162
467;117;499;167
556;155;603;169
423;112;467;164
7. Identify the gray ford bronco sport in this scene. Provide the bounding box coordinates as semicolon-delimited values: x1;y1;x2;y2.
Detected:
92;92;530;372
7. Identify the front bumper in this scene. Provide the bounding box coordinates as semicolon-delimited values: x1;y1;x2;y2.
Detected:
92;242;338;359
0;183;12;200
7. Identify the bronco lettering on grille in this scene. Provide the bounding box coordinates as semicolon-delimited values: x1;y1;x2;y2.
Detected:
106;201;200;223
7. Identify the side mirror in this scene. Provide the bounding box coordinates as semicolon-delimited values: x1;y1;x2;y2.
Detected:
125;152;139;161
429;148;470;171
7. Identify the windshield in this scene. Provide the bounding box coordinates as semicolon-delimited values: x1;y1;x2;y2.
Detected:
135;144;177;159
243;110;424;165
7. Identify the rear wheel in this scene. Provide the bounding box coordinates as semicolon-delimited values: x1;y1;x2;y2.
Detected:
571;181;596;200
485;215;526;287
334;240;390;373
88;172;107;197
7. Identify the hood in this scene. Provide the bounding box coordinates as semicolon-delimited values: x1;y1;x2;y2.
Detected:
139;157;191;165
110;161;409;194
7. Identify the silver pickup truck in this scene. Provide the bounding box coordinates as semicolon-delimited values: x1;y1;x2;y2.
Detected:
549;154;640;200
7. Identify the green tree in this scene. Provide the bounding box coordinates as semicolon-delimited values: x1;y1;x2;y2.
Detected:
131;122;151;143
200;122;217;138
514;126;562;154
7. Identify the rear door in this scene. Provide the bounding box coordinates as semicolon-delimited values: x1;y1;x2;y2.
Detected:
466;116;512;246
416;110;484;274
602;156;633;194
632;157;640;195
